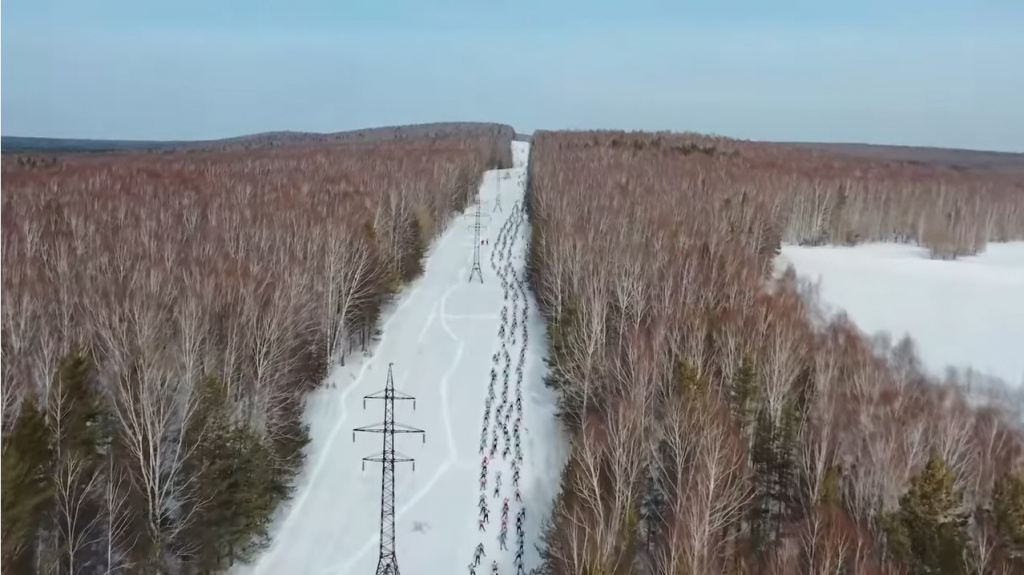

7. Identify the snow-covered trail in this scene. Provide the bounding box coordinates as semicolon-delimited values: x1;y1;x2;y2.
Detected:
233;141;568;575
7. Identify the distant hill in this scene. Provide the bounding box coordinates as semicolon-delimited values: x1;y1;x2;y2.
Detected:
2;122;516;154
5;127;1021;175
207;123;515;150
784;142;1024;175
0;136;187;153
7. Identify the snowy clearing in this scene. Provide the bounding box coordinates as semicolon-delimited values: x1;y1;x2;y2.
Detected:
232;141;569;575
777;242;1024;387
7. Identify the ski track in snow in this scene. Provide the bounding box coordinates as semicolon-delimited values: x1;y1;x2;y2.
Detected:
335;282;469;575
260;280;425;564
233;141;568;575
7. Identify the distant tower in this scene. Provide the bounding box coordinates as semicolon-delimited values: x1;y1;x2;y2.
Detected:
353;363;425;575
493;172;503;213
468;200;490;283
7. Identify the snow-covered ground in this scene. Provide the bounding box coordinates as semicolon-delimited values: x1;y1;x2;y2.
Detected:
233;141;568;575
777;242;1024;387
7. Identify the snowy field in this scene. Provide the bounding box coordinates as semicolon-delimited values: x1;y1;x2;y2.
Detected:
233;141;568;575
777;242;1024;387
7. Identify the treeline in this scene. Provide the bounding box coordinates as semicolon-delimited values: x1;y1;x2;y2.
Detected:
0;127;513;574
525;130;1024;574
560;131;1024;259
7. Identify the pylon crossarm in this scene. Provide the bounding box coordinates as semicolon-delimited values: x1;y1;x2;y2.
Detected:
354;423;388;433
393;452;418;471
366;384;417;399
361;452;414;464
393;423;424;434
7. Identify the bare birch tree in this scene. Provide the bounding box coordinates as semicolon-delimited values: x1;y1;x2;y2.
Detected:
109;284;207;554
656;395;751;575
102;455;136;574
320;227;379;368
51;453;102;575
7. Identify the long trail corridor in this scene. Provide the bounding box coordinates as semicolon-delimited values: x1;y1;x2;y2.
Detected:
232;141;567;575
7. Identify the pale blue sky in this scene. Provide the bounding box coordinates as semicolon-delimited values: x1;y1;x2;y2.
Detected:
3;1;1023;150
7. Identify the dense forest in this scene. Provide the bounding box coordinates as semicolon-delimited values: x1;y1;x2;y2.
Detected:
1;125;514;574
4;124;1023;575
525;131;1024;575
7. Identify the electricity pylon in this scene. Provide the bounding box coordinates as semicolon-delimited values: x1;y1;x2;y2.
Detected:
353;363;425;575
493;171;503;213
468;200;490;283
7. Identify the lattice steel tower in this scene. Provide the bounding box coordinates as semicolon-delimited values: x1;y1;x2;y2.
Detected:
468;199;489;283
493;171;503;213
353;363;425;575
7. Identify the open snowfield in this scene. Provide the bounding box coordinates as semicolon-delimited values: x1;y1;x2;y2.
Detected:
233;141;569;575
777;242;1024;387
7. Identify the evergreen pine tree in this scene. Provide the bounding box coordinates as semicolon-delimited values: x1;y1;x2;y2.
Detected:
48;347;113;572
749;400;801;557
728;357;758;428
750;409;776;554
547;297;577;368
52;347;111;460
1;395;55;571
885;455;969;575
820;465;842;506
673;356;707;398
181;376;300;571
639;446;670;555
992;471;1024;566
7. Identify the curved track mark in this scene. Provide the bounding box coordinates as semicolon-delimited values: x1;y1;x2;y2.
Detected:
336;276;472;575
